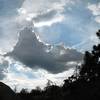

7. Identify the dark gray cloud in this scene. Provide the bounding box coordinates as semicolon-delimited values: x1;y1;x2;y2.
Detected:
6;27;83;73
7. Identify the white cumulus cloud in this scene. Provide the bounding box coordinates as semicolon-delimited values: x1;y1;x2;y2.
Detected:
88;3;100;23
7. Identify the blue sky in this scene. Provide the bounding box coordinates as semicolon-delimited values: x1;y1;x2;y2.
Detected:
0;0;100;91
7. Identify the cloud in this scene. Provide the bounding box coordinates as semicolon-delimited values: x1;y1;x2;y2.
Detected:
0;56;9;80
3;60;74;91
1;0;98;55
17;0;74;27
95;16;100;23
34;14;64;27
0;17;20;54
88;3;100;16
33;0;100;52
0;0;73;55
88;3;100;23
6;27;83;74
1;0;99;90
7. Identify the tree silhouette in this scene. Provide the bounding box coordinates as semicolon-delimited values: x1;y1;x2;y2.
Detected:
79;30;100;81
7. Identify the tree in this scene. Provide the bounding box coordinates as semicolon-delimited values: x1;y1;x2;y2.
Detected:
80;30;100;80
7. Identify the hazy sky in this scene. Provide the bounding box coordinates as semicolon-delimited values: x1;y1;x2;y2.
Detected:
0;0;100;91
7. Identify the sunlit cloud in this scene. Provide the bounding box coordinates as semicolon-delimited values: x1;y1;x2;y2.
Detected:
34;15;64;27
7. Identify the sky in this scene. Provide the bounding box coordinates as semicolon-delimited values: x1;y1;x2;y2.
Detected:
0;0;100;91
